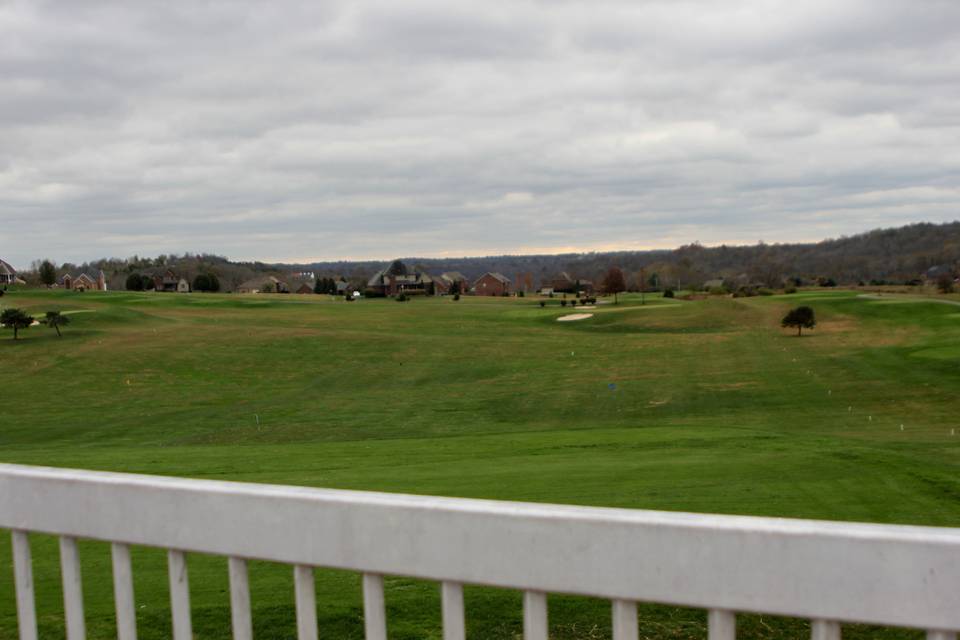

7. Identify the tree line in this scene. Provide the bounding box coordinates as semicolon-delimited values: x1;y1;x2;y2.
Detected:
15;221;960;293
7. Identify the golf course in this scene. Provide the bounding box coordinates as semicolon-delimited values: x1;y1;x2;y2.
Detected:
1;288;958;639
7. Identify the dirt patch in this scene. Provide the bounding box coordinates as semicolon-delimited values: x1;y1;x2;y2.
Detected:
557;313;594;322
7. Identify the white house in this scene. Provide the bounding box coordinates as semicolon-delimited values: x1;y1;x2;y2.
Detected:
0;258;18;285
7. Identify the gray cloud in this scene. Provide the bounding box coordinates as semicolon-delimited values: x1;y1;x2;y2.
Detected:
1;0;959;267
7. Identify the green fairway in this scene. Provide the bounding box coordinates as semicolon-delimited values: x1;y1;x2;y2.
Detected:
1;289;958;639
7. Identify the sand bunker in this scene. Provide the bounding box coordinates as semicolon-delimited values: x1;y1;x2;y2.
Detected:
557;313;594;322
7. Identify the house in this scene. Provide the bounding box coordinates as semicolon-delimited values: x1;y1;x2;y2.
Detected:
335;278;353;295
367;270;437;296
153;270;181;292
59;270;108;291
237;275;288;294
439;272;469;295
295;282;315;294
473;272;511;296
547;272;593;294
0;258;17;285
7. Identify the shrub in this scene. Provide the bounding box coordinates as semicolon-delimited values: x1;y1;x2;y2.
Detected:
539;301;546;308
561;299;567;307
758;288;775;296
517;291;525;297
663;289;675;298
453;293;460;301
396;293;408;302
363;288;386;298
344;294;352;301
709;287;726;296
784;285;798;294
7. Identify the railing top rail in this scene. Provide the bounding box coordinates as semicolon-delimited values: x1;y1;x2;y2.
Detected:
2;463;959;630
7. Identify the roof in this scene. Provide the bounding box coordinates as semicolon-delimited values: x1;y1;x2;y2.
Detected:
367;270;434;287
238;275;281;290
477;272;511;285
441;272;467;282
0;259;16;276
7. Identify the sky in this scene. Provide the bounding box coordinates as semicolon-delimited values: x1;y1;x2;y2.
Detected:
2;0;959;268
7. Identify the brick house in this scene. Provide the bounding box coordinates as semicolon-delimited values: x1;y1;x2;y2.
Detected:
546;272;593;294
237;276;288;294
366;270;437;296
60;271;108;291
438;272;469;295
153;270;181;292
473;272;511;296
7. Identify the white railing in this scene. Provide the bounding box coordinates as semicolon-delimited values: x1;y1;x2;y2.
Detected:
1;463;959;640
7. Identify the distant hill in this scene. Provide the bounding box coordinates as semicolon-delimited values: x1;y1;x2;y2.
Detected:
283;221;960;289
27;221;960;291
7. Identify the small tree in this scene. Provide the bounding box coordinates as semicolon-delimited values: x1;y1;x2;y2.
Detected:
193;274;211;292
781;306;816;336
42;311;70;337
388;260;408;276
936;273;955;294
1;308;34;340
601;267;627;304
39;260;57;287
126;273;144;291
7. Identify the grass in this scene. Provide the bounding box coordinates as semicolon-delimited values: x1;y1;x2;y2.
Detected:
0;288;958;638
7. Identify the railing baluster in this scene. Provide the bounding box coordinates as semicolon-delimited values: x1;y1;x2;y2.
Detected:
927;632;957;640
228;557;253;640
294;565;318;640
362;573;387;640
811;619;840;639
612;599;638;640
523;590;547;640
111;543;137;640
441;581;465;640
708;609;736;640
167;550;192;640
59;536;86;640
12;531;38;640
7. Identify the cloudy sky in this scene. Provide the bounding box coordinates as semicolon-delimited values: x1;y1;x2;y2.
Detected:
2;0;959;268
